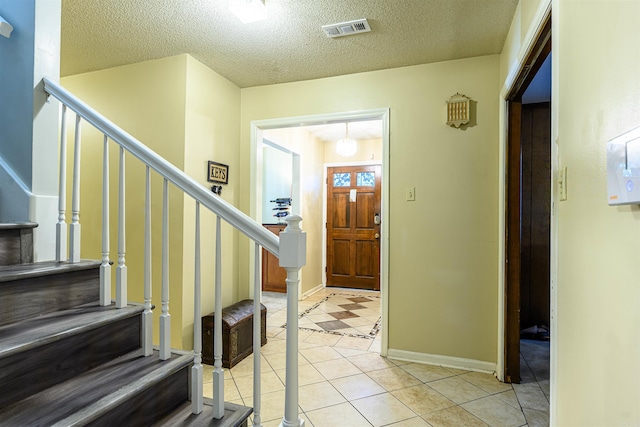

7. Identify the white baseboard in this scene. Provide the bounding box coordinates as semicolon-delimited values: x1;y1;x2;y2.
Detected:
387;348;497;375
302;283;324;299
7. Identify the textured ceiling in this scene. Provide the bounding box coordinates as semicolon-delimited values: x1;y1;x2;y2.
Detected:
61;0;519;88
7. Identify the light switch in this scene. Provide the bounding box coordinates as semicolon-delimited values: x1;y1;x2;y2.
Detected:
406;186;415;201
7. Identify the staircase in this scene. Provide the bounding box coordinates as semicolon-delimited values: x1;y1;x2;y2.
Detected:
0;222;251;426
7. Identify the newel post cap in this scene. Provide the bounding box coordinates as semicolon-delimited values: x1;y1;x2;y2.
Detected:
279;214;307;268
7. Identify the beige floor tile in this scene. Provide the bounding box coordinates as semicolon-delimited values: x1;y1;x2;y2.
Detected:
522;407;550;427
348;352;397;372
300;345;343;363
442;366;471;375
354;308;382;318
298;381;347;412
334;346;369;358
305;402;373;427
260;339;289;355
387;417;433;426
202;377;240;401
228;354;272;378
303;331;344;347
247;389;297;424
342;316;375;327
330;373;386;400
459;371;513;394
335;335;375;351
400;363;456;383
263;350;309;371
427;376;489;404
391;384;456;416
351;393;417;427
495;389;521;410
461;396;527;427
314;357;362;380
422;406;489;427
388;357;412;366
306;313;339;323
512;383;549;412
275;363;326;386
367;366;423;391
234;370;285;399
368;339;382;353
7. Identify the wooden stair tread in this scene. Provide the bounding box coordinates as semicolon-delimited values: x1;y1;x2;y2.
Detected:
0;350;192;426
154;400;253;427
0;303;143;359
0;260;101;282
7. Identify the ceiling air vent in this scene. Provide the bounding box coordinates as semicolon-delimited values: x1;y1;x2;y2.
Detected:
321;19;371;38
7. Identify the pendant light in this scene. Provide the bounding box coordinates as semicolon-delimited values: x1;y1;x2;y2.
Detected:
336;123;357;157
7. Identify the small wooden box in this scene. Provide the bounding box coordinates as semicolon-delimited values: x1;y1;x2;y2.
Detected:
202;299;267;369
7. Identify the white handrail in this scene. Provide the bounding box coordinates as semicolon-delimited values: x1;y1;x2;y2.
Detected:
43;78;279;256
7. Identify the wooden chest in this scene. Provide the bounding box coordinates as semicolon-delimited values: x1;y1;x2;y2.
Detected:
202;299;267;369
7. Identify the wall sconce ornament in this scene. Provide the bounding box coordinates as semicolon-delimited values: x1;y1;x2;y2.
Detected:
446;93;471;128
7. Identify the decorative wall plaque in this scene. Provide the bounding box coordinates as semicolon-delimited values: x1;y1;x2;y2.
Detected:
446;93;471;128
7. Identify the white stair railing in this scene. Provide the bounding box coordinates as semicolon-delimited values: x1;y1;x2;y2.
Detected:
44;78;306;426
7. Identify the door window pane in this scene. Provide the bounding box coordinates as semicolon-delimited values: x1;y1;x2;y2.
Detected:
333;173;351;187
356;172;375;187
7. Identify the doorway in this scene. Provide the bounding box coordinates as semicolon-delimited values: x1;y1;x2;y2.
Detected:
249;108;391;355
504;14;551;385
326;164;381;291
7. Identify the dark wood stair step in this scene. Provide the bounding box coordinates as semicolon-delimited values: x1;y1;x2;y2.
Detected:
154;400;253;427
0;260;101;326
0;303;144;409
0;350;193;426
0;222;37;266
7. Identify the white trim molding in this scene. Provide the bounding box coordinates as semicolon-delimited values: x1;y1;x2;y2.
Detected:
387;348;497;375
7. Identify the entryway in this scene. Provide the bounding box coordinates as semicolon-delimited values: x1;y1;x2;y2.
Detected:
249;108;390;355
503;10;551;426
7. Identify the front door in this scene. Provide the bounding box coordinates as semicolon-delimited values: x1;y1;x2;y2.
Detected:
326;165;381;290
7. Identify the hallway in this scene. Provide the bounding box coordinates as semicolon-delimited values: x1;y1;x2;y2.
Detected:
203;289;547;426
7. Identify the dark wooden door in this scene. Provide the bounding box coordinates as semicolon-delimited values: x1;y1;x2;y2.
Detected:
326;165;381;290
262;224;287;292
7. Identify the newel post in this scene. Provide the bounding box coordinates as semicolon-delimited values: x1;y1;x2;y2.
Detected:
279;215;306;427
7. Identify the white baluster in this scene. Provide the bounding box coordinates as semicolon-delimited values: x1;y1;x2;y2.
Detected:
56;104;67;262
69;114;82;263
192;202;204;414
279;215;306;427
100;135;111;306
116;146;127;308
253;242;262;427
142;166;153;356
212;216;224;419
160;178;171;360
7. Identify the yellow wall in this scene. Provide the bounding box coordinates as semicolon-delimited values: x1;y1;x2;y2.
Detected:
62;55;188;349
324;138;382;164
241;55;501;364
181;55;242;348
554;0;640;424
500;0;640;424
62;54;243;350
262;127;325;294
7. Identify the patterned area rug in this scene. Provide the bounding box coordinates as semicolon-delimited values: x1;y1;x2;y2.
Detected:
282;292;381;339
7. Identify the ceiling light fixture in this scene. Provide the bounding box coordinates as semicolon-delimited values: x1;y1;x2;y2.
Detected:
228;0;267;24
336;123;358;157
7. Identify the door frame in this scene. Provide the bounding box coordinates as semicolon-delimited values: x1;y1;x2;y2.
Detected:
323;161;383;289
496;0;559;425
249;108;391;355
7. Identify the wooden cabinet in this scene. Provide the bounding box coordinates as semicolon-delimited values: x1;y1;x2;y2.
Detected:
262;224;287;293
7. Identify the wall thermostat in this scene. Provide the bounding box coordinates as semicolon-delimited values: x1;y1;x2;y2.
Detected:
607;125;640;205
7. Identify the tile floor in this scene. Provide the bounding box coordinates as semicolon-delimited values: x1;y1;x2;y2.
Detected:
203;288;549;427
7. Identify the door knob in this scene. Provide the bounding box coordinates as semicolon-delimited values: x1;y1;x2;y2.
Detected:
374;233;380;239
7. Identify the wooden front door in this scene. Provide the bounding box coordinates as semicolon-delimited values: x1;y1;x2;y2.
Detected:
326;165;381;290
